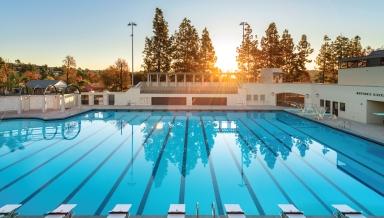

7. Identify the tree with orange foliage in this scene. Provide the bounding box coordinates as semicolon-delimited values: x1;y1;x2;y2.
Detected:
101;59;130;91
24;70;41;80
62;55;77;84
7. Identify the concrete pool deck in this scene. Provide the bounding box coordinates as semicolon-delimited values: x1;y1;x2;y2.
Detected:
1;105;384;145
16;216;384;218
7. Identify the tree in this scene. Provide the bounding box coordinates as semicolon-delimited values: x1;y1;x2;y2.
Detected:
142;8;172;73
24;70;41;80
261;22;282;68
199;28;217;74
293;34;313;82
316;35;336;83
349;36;363;57
279;29;295;82
236;24;261;80
101;59;130;91
62;55;76;84
115;58;130;91
171;18;200;73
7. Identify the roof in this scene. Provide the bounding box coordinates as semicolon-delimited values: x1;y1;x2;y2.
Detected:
340;49;384;62
26;80;67;89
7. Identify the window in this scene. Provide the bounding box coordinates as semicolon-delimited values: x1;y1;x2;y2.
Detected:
253;95;258;101
94;95;103;105
81;95;89;105
246;94;252;101
380;58;384;66
325;100;331;113
340;102;346;112
260;94;265;101
320;99;324;107
108;94;115;105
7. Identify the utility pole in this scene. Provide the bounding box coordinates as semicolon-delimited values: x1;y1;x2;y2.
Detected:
240;21;248;82
128;22;137;87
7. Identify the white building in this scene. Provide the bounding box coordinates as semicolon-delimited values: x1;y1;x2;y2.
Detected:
1;51;383;125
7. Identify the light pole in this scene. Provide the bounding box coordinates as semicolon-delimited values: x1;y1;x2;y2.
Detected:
128;22;137;87
239;21;249;81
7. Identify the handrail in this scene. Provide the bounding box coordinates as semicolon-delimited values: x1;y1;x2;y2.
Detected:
196;202;199;218
211;202;216;218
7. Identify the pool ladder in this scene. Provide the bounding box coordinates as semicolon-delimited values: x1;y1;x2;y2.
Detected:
195;202;217;218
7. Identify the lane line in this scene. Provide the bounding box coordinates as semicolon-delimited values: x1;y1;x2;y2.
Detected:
238;118;332;214
94;115;164;215
179;116;189;204
249;116;374;215
200;117;224;215
61;115;147;204
136;116;176;215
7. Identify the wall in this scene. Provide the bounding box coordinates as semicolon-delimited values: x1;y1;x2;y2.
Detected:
0;96;20;112
338;66;384;86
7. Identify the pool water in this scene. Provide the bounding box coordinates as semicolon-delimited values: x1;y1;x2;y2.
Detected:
0;111;383;216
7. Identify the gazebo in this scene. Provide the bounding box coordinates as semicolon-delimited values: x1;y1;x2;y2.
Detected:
25;80;67;94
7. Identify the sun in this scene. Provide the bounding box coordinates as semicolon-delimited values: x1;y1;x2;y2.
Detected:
215;43;238;72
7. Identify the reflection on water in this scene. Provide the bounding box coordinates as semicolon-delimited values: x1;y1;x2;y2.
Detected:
1;110;382;197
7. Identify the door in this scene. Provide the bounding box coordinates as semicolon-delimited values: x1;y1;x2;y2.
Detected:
332;101;339;116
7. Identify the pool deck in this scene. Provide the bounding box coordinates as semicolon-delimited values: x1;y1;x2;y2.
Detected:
16;216;384;218
1;105;384;145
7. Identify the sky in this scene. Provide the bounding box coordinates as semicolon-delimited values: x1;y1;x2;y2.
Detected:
1;0;383;72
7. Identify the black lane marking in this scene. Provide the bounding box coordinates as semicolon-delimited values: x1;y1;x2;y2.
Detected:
263;117;384;197
200;117;224;215
136;116;176;215
238;118;333;214
224;114;295;205
61;115;144;204
0;124;107;193
273;116;384;178
179;116;189;204
19;123;122;205
248;117;374;215
222;135;265;215
95;115;164;215
0;140;60;172
214;115;266;215
0;113;135;192
236;132;294;205
0;139;61;158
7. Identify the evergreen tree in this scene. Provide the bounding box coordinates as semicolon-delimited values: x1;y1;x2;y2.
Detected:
279;29;295;82
332;35;350;60
199;28;217;74
315;35;337;83
261;22;282;68
171;18;200;73
349;35;363;57
142;8;172;73
237;24;254;74
293;34;313;82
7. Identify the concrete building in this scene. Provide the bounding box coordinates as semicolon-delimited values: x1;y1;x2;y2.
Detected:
1;51;383;125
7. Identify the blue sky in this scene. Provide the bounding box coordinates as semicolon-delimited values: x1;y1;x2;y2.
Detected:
1;0;383;71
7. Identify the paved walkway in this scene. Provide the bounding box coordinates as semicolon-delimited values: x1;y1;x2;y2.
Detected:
289;110;384;144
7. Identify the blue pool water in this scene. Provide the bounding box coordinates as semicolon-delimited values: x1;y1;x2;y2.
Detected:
0;110;383;216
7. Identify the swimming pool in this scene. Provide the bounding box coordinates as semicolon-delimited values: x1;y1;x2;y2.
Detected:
0;110;383;216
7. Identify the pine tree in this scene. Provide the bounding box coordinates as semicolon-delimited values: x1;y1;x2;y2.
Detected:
293;34;313;82
349;35;363;57
332;35;350;60
261;22;282;68
236;24;261;80
199;28;217;74
142;8;172;73
171;18;200;73
279;29;295;82
315;35;337;83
